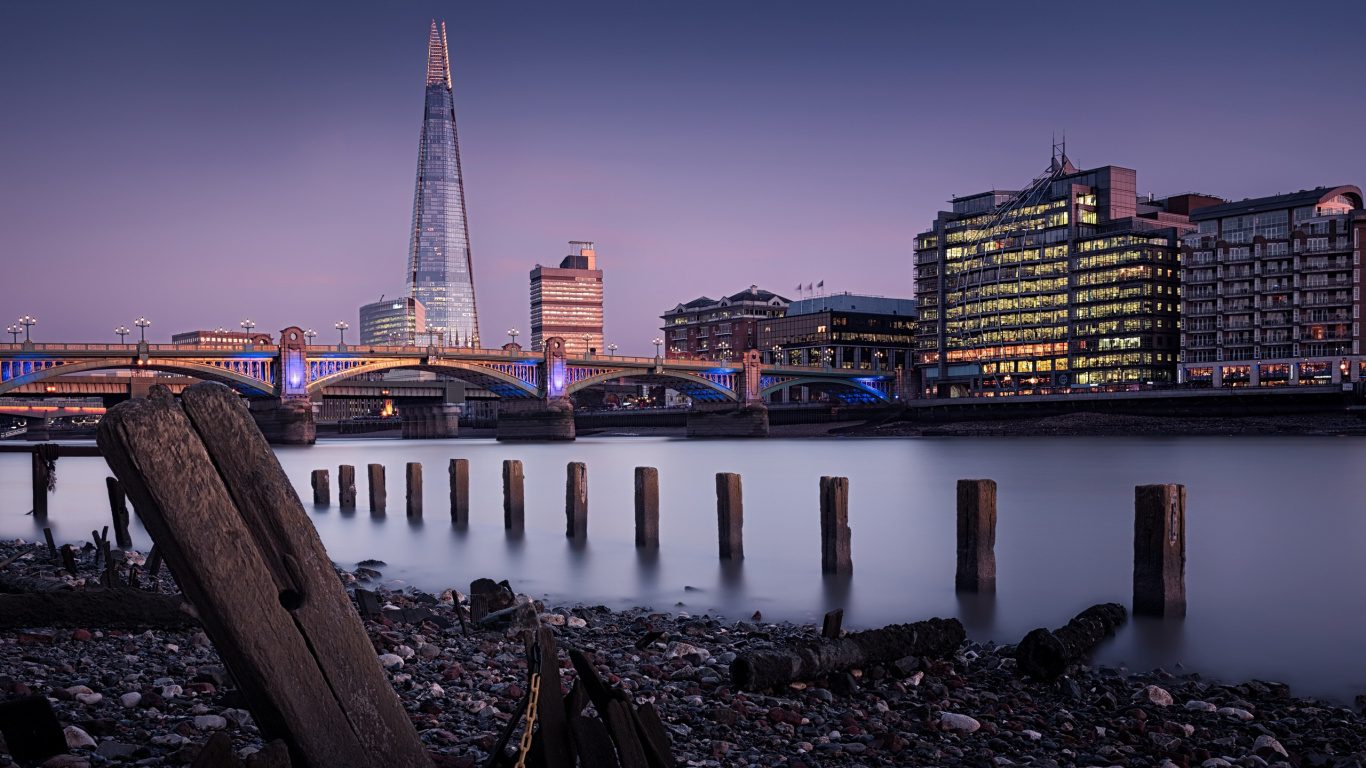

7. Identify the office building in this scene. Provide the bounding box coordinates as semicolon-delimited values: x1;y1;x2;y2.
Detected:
758;292;916;371
171;330;273;346
913;153;1202;397
360;297;425;346
406;21;481;347
661;286;789;362
530;241;604;355
1178;186;1366;387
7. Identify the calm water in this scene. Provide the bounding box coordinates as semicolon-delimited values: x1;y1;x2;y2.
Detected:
3;435;1365;703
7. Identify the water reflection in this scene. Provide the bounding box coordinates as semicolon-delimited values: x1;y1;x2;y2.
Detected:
955;590;997;636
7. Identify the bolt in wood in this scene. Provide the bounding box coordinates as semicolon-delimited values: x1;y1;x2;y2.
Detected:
1134;483;1186;618
311;469;330;506
449;458;469;525
634;467;659;548
716;473;743;560
820;476;852;575
405;463;422;518
368;463;386;513
566;462;587;538
338;465;356;509
503;459;524;530
955;479;997;593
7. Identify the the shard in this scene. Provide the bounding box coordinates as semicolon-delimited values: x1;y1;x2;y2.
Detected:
407;21;480;347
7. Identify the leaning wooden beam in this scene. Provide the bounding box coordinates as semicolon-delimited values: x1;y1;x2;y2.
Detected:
98;384;431;768
729;617;965;691
0;590;197;629
1014;602;1127;680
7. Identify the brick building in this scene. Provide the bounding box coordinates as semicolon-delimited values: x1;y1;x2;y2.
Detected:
660;286;789;362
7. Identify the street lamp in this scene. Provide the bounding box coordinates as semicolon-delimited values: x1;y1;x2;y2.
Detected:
6;325;20;343
304;328;317;345
115;325;130;344
134;316;151;342
652;337;663;357
335;321;349;347
582;334;591;355
607;343;618;357
507;328;519;346
240;318;255;337
19;315;36;342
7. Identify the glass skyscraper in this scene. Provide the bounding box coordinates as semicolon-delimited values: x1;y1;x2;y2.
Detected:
407;21;480;347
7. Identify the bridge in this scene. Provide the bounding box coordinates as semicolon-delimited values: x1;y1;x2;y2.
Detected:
0;327;905;442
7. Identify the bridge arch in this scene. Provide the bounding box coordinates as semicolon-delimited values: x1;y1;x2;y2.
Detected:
564;369;739;401
0;358;277;396
305;359;539;399
759;376;892;403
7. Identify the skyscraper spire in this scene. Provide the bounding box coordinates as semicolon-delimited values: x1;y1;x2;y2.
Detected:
407;19;480;347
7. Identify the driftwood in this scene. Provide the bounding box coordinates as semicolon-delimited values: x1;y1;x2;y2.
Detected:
729;617;965;691
97;383;431;768
1014;602;1127;680
0;589;197;629
0;572;71;594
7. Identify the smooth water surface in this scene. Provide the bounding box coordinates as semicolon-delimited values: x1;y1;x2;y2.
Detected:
3;435;1364;703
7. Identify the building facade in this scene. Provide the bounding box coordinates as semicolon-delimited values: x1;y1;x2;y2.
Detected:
360;296;426;346
914;156;1203;397
661;286;789;362
170;330;273;346
1178;186;1366;387
406;21;480;347
758;293;916;371
530;241;604;355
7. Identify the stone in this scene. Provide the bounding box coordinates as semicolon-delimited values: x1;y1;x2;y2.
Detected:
1133;685;1174;706
73;692;102;706
941;713;981;733
1254;735;1288;758
1185;700;1217;712
477;602;539;633
469;578;516;622
95;741;139;759
1218;707;1255;720
64;725;97;749
40;757;91;768
194;714;228;731
665;641;710;664
378;653;405;669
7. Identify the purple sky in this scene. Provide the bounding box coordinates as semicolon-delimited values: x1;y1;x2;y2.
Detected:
3;1;1364;354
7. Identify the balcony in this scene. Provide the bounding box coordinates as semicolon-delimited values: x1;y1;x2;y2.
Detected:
1186;286;1217;299
1302;293;1352;307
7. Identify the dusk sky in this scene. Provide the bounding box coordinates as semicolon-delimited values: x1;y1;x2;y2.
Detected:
3;1;1364;354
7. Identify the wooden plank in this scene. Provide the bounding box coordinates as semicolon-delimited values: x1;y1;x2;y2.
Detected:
629;701;673;768
526;627;572;768
177;383;432;767
107;477;133;548
603;700;648;768
568;649;614;715
568;716;621;768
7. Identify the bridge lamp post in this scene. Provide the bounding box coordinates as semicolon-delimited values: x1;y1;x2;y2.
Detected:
507;328;518;347
19;316;36;342
304;328;317;346
582;334;591;356
335;321;349;348
134;317;151;343
240;318;255;335
6;325;19;343
652;337;663;358
607;343;618;357
115;325;130;344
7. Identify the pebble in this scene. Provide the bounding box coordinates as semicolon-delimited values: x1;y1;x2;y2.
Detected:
941;712;981;732
378;653;405;668
64;725;97;748
194;714;228;730
1134;684;1175;706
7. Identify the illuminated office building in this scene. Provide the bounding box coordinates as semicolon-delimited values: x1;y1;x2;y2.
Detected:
530;241;604;355
406;21;480;347
360;297;425;346
758;293;916;371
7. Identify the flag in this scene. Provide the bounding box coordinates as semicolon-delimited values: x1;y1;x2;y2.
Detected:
817;280;824;288
795;284;801;292
806;283;813;291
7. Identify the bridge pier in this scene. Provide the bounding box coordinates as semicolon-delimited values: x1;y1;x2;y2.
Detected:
685;403;770;438
399;403;459;439
495;399;575;441
248;398;315;445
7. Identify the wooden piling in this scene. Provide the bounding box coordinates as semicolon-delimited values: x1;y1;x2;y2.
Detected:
1134;483;1185;617
566;462;587;538
716;473;743;560
634;467;659;548
31;450;49;519
367;464;385;513
406;463;422;518
106;477;133;549
43;528;57;560
822;608;844;639
819;476;852;574
503;460;524;530
338;465;356;509
955;479;997;593
449;459;469;525
311;469;330;506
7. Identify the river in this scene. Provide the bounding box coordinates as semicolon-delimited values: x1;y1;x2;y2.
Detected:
3;435;1364;704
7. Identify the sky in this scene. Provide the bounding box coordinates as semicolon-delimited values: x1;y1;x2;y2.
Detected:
2;1;1365;354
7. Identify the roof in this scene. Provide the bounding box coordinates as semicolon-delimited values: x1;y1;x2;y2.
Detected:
1189;186;1364;220
723;285;789;304
786;293;917;317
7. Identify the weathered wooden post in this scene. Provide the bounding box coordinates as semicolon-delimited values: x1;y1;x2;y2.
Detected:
955;479;997;593
822;608;844;639
449;458;469;525
820;476;852;574
311;469;330;506
338;465;356;509
566;462;587;538
368;464;386;513
1134;483;1185;617
634;467;659;548
106;477;133;549
31;448;51;519
406;462;422;518
503;459;524;530
716;472;743;560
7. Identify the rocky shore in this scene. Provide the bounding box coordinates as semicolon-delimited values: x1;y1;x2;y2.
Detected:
3;538;1365;767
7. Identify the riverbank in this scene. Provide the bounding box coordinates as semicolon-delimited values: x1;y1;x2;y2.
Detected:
841;410;1366;437
3;539;1364;767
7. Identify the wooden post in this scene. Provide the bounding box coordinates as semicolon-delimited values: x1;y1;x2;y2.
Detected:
106;477;133;549
96;382;432;767
368;464;386;513
311;469;330;506
716;473;743;560
819;476;852;574
822;608;843;639
1134;483;1186;617
337;465;356;509
43;527;57;560
448;459;469;525
565;462;587;538
31;449;49;519
406;463;422;519
634;467;659;548
503;459;524;530
955;479;997;593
